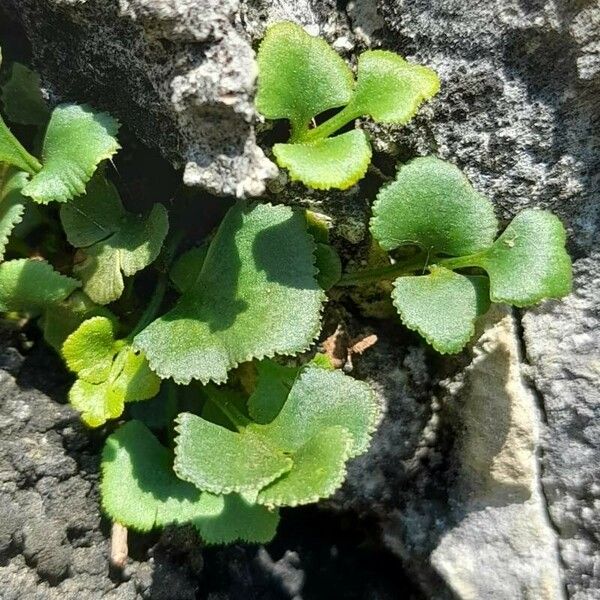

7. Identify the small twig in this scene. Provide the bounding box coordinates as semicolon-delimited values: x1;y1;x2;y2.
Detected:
110;522;129;569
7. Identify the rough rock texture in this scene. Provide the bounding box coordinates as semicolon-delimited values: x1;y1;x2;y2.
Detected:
3;0;277;197
431;309;563;600
523;254;600;600
0;343;418;599
1;0;599;598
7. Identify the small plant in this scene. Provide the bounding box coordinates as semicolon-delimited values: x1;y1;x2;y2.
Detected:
255;21;439;189
338;156;572;353
0;26;572;550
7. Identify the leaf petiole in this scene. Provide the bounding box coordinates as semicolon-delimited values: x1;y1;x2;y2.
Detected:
298;104;360;143
337;253;429;286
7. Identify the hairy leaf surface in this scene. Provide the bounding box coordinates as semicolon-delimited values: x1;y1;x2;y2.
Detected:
472;210;572;306
135;203;325;384
0;167;27;261
273;130;371;190
61;174;168;304
102;421;279;543
0;258;80;313
22;104;120;204
392;267;490;353
256;21;353;138
347;50;440;124
174;366;379;507
371;156;498;254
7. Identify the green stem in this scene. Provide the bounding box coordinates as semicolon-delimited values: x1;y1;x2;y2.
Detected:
337;254;429;287
205;389;251;431
126;229;184;340
436;254;483;270
298;104;360;143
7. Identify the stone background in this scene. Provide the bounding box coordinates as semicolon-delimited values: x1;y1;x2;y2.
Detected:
0;1;598;598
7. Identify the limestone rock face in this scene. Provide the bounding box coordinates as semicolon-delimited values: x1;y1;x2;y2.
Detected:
3;0;277;197
523;255;600;600
431;309;563;600
1;0;599;598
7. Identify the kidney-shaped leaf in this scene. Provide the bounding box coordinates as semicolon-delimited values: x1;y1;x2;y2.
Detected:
392;267;490;354
472;209;572;306
174;366;379;508
102;420;279;543
371;156;498;255
22;104;120;204
273;129;371;190
256;21;353;138
134;202;325;384
347;50;440;124
61;174;169;304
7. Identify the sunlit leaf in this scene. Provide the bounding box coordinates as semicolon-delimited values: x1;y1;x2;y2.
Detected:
21;104;120;204
135;202;325;384
101;421;279;543
472;210;572;306
392;267;490;353
64;316;160;427
371;156;498;254
273;129;371;190
174;366;379;507
0;167;27;261
0;258;80;314
346;50;440;124
256;21;353;138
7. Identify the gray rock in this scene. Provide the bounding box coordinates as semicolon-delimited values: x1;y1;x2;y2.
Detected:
523;254;600;600
431;309;563;600
4;0;277;197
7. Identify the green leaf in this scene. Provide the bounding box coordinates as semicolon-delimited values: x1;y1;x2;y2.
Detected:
195;493;280;545
21;104;120;204
248;359;299;424
64;316;160;427
135;202;325;384
0;167;27;261
273;129;371;190
472;209;572;306
61;174;169;304
62;315;118;383
256;21;353;138
258;365;378;458
0;258;80;313
40;290;115;352
257;426;352;507
174;366;379;507
392;267;490;353
371;156;498;255
174;412;292;496
102;421;279;544
1;63;49;126
169;245;207;293
346;50;440;124
0;113;41;174
101;420;224;532
315;242;342;290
